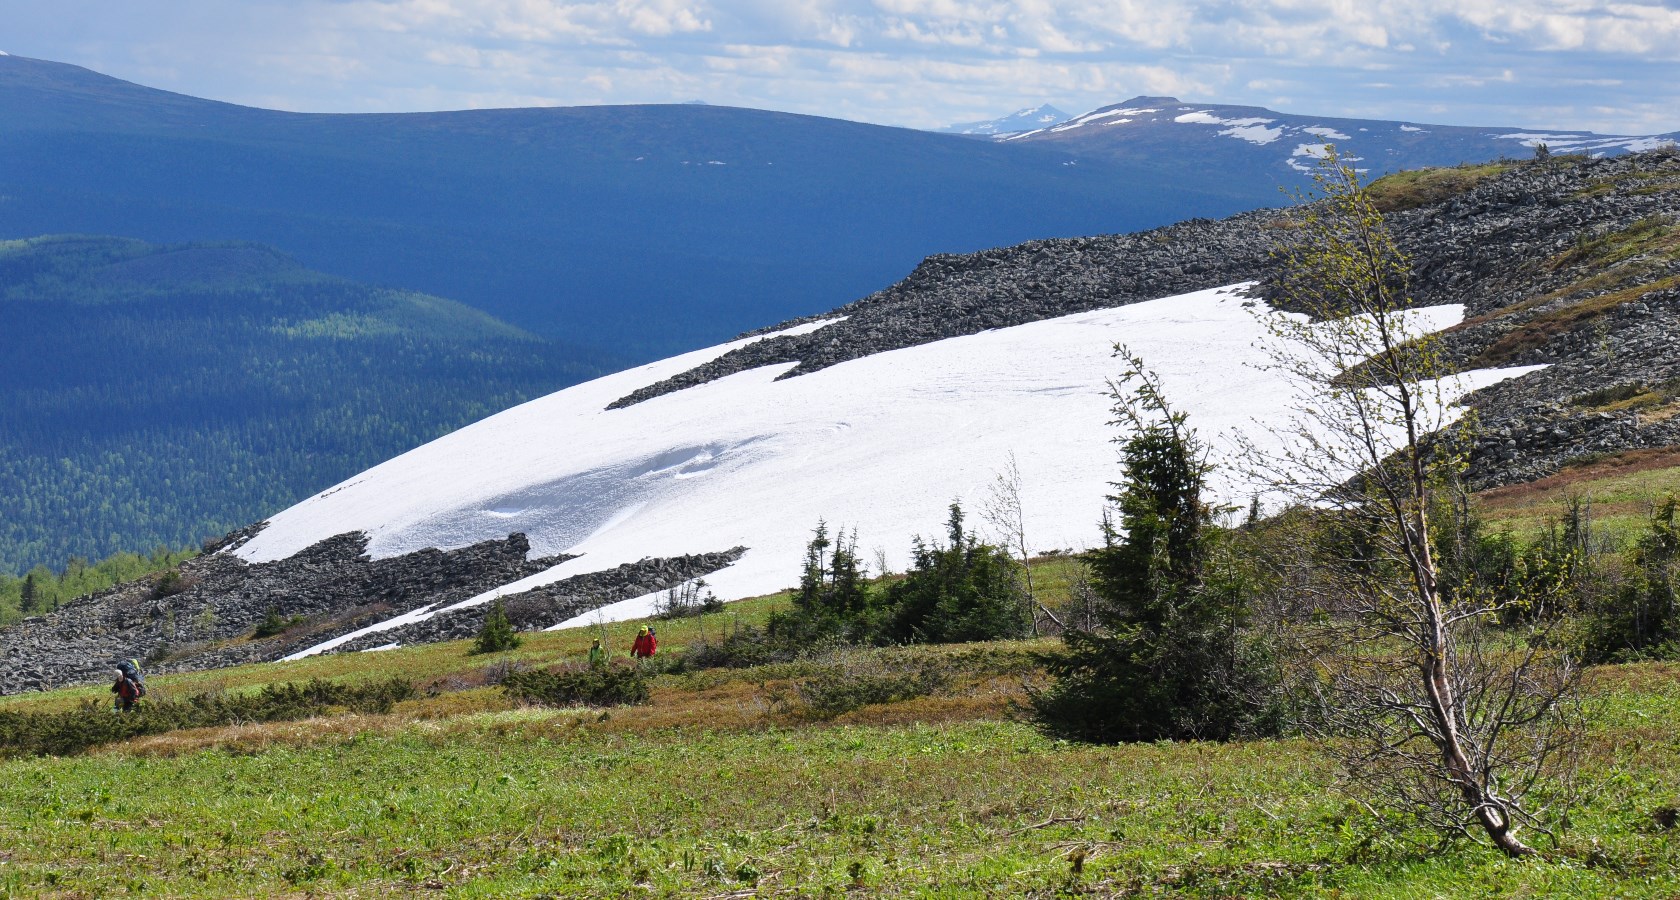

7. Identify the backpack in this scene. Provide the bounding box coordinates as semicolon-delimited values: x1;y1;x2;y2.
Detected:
118;659;147;696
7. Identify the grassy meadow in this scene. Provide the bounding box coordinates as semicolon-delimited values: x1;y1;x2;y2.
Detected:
3;463;1680;897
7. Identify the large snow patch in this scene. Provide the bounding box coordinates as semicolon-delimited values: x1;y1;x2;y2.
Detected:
242;285;1540;645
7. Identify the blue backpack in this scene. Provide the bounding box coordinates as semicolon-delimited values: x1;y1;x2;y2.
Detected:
117;659;147;696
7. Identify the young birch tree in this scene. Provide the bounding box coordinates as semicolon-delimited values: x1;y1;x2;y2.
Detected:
983;451;1055;634
1253;147;1579;857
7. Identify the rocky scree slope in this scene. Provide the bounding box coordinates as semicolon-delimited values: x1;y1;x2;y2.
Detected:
0;526;741;694
1364;151;1680;486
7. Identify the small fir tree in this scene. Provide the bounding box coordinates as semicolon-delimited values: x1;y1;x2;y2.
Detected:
19;573;40;615
876;503;1031;644
472;599;523;654
1031;348;1278;743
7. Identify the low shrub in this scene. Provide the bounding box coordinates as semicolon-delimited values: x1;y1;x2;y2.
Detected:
501;666;649;708
253;607;308;639
654;578;725;619
679;624;798;671
794;661;951;720
0;677;415;758
151;568;198;599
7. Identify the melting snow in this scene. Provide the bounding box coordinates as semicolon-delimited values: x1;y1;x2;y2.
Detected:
1302;126;1352;140
1050;107;1160;132
254;285;1542;654
1399;125;1425;133
1174;111;1283;145
1493;132;1675;154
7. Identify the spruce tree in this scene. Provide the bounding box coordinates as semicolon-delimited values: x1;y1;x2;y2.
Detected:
1031;349;1276;743
19;573;39;616
876;503;1030;644
472;599;523;654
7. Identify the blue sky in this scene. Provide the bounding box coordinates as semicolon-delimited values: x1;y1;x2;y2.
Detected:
6;0;1678;133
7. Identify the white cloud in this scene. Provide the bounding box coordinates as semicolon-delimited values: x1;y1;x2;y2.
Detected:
5;0;1680;133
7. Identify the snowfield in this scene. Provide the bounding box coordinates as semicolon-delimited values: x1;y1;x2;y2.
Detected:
242;285;1543;655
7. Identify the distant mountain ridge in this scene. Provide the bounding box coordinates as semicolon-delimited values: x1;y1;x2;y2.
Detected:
9;54;1672;367
939;103;1070;136
0;54;1256;364
997;96;1677;185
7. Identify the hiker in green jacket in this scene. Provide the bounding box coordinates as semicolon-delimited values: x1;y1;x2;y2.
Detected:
588;638;607;669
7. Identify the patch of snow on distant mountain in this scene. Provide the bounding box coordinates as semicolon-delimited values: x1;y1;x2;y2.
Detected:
1303;126;1352;140
1174;111;1283;145
250;285;1544;652
941;104;1071;136
1492;132;1674;154
1400;125;1425;132
1051;107;1159;132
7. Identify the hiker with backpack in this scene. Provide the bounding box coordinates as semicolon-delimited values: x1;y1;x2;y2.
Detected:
111;669;141;712
630;625;657;659
111;657;147;712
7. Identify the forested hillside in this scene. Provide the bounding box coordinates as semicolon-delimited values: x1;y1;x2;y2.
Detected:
0;235;614;573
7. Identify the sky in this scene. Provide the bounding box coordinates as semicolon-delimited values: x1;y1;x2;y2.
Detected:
5;0;1678;134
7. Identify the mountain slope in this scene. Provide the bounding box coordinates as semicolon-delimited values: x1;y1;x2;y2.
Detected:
218;149;1680;648
1004;96;1676;189
0;55;1258;361
0;235;609;572
4;151;1677;691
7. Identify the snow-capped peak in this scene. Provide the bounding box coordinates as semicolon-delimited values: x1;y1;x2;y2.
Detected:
938;103;1071;136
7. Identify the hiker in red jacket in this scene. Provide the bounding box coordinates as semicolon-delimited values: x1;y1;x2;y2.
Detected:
630;625;657;659
111;669;141;712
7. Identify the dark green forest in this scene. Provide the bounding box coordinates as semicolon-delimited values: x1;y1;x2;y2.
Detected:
0;235;617;575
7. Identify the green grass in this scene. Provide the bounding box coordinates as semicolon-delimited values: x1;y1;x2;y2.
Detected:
1474;449;1680;543
7;565;1680;896
3;677;1680;897
1365;162;1516;212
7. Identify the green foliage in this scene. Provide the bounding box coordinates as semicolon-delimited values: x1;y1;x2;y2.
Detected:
500;666;650;708
765;521;872;646
1032;353;1280;743
872;504;1032;645
471;600;523;655
0;235;612;574
0;544;195;626
1581;497;1680;662
0;677;415;758
253;607;308;639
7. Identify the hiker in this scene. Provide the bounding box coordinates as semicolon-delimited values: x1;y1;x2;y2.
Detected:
588;638;608;668
630;625;656;659
116;657;146;695
111;669;141;712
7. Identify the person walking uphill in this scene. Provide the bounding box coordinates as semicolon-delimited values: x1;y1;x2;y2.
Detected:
111;669;141;712
630;625;657;659
588;638;608;669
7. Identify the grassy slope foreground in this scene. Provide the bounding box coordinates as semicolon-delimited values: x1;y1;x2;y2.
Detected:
4;557;1680;898
0;235;614;574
